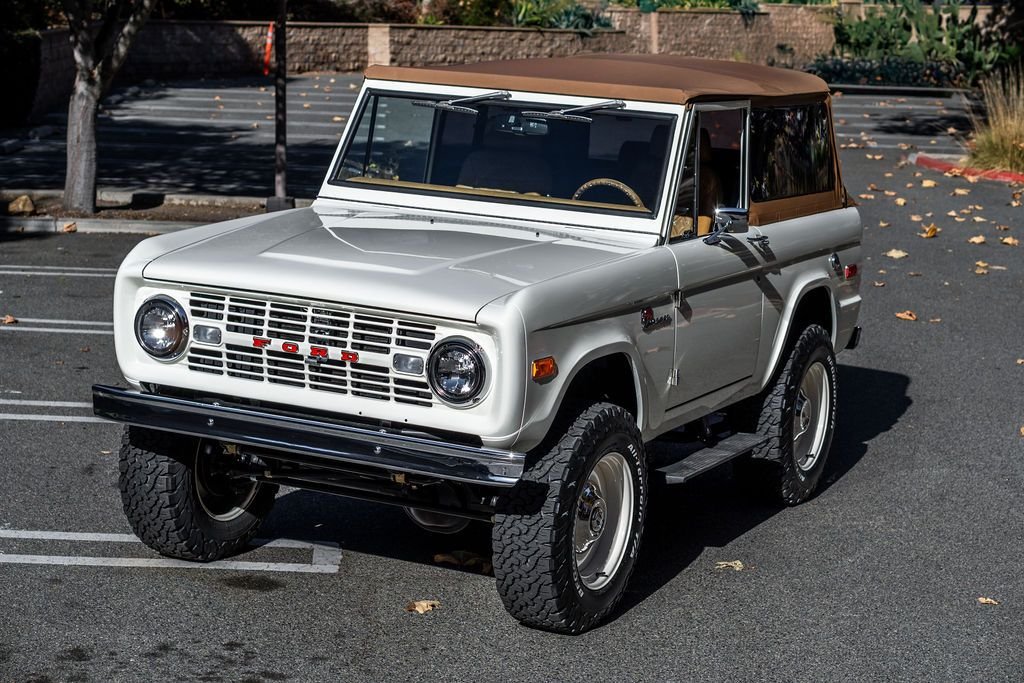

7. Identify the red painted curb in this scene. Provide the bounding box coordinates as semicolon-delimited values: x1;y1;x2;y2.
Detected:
913;153;1024;184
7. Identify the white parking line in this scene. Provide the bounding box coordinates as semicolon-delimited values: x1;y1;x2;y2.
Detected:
0;529;342;574
0;399;93;408
16;318;113;326
0;327;114;335
0;271;116;278
0;413;108;423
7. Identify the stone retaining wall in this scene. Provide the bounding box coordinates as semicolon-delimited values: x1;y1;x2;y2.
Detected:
25;9;833;121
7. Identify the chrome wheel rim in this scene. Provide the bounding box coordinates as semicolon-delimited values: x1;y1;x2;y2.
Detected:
194;446;258;522
574;451;634;591
792;361;831;472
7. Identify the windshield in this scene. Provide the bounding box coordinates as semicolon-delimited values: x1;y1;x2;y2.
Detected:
331;92;675;217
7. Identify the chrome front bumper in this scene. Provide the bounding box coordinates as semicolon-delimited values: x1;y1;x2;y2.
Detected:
92;385;525;486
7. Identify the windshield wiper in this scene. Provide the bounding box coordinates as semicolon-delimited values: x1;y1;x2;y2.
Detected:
412;90;511;115
522;99;626;123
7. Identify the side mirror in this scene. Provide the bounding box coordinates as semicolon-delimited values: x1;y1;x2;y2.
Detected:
703;207;749;245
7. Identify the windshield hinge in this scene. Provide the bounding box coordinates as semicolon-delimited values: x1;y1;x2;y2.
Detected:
668;369;680;386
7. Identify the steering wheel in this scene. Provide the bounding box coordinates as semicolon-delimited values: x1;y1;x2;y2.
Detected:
571;178;647;210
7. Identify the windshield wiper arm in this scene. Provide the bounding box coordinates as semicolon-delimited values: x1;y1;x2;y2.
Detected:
522;99;625;123
412;90;511;115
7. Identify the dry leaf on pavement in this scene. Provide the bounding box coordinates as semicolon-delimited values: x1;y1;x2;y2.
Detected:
895;310;917;321
972;216;987;223
977;597;999;605
1016;359;1024;365
1001;236;1020;246
968;235;986;244
952;188;970;196
885;249;909;259
878;220;890;228
895;197;907;206
331;115;344;122
910;214;923;221
921;179;938;188
405;600;441;614
858;193;875;200
715;560;745;571
2;314;17;324
928;318;942;323
63;222;77;233
975;267;989;275
873;281;886;287
918;224;939;239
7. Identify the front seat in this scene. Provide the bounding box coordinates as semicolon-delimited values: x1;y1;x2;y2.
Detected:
457;125;552;196
696;127;722;235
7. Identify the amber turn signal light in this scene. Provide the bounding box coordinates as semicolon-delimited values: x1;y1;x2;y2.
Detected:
531;356;558;381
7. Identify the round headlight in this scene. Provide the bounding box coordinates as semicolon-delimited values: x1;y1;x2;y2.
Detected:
428;339;486;405
134;296;189;359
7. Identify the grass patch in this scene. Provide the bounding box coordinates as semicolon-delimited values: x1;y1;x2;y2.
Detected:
969;66;1024;174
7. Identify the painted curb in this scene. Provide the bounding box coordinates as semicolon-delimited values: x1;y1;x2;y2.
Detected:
912;153;1024;185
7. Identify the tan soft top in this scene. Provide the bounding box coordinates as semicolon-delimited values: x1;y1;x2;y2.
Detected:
365;54;829;105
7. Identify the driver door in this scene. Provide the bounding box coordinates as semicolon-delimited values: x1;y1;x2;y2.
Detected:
666;102;764;409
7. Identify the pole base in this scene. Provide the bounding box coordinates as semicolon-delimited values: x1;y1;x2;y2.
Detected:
265;196;296;213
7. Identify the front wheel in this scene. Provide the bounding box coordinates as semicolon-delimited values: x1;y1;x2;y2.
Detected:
492;402;647;634
118;426;276;561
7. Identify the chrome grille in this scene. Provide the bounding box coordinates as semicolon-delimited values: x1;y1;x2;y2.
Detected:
184;291;437;407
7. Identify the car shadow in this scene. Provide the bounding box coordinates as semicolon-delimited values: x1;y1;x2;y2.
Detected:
613;364;911;619
255;365;911;626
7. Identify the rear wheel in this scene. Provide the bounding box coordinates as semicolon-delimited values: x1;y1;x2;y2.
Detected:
736;324;838;505
119;426;276;561
492;402;646;634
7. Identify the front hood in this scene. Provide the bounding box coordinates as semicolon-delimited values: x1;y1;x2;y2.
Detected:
142;208;636;321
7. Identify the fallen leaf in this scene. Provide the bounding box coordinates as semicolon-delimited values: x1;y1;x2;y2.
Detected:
715;560;745;572
895;197;907;206
928;317;942;323
952;188;970;196
965;175;979;183
972;216;987;223
79;346;90;353
2;314;17;324
1017;359;1024;365
995;224;1010;231
302;103;311;109
62;222;77;233
946;210;958;217
885;249;909;259
884;172;894;177
878;220;891;228
954;217;967;223
978;597;999;605
99;449;112;455
895;310;917;321
975;267;989;275
331;115;344;122
975;260;989;268
1021;426;1024;437
918;224;939;239
404;600;441;615
1012;200;1022;208
908;272;922;277
867;183;880;191
873;281;886;287
1001;236;1020;246
883;190;897;197
910;214;923;221
921;179;938;188
878;269;887;274
213;95;221;101
867;154;884;160
898;143;911;150
967;235;986;244
858;193;875;200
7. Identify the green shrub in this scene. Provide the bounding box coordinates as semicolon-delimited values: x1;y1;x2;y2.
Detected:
807;54;964;87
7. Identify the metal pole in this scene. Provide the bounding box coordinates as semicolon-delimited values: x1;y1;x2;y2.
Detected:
273;0;287;200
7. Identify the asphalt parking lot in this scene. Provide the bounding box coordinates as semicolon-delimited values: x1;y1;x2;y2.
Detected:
2;95;1023;681
1;77;969;200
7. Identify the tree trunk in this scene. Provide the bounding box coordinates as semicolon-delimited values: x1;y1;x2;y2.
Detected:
64;77;100;214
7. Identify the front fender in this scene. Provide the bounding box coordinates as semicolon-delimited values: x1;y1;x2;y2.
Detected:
757;273;836;390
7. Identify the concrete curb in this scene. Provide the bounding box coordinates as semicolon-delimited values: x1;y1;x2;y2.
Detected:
912;153;1024;185
0;216;202;235
0;189;314;210
828;83;972;98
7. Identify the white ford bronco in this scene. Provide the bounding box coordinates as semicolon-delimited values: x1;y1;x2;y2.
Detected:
94;55;862;634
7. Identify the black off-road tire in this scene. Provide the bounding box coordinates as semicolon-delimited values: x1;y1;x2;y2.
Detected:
118;426;276;561
492;402;647;634
736;324;838;505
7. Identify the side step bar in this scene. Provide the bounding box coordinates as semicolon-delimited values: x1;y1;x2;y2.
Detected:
655;432;768;485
